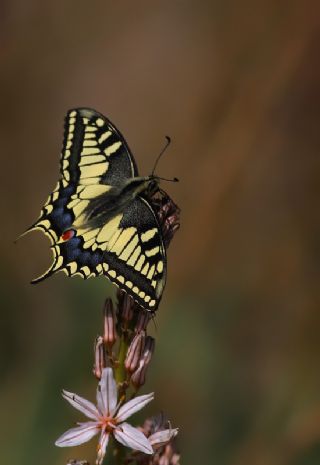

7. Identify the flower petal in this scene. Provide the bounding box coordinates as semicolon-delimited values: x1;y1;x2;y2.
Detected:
114;422;153;454
62;390;100;420
116;393;154;423
55;422;100;447
97;367;117;416
96;429;110;465
148;428;179;449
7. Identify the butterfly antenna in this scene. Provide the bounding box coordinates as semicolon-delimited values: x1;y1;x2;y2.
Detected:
151;136;172;177
157;176;179;183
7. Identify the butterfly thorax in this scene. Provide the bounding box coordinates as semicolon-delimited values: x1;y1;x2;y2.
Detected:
74;175;159;231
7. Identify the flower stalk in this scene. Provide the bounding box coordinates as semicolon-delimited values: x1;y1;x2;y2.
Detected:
56;191;181;465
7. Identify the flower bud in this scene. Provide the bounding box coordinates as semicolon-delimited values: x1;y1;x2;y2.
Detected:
159;445;179;465
125;331;145;373
131;336;155;388
135;309;151;332
117;288;125;309
103;298;117;346
120;292;135;322
149;428;179;450
93;336;105;379
171;454;180;465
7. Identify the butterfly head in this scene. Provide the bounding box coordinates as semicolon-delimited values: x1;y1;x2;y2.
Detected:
145;174;179;197
145;175;161;196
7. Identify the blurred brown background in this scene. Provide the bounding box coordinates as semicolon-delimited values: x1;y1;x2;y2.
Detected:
1;1;320;464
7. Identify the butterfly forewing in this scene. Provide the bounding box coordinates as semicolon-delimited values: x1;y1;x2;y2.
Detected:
61;108;138;185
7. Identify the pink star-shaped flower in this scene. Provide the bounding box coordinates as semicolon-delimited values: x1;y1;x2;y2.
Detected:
55;368;154;464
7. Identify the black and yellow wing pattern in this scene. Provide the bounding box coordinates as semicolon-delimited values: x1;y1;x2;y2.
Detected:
29;108;166;311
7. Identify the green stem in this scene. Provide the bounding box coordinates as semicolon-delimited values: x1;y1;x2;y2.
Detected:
102;437;127;465
115;334;129;386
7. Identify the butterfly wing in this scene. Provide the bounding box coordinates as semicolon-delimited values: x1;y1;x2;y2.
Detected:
60;108;138;186
53;196;166;310
29;109;166;310
30;107;137;275
99;195;166;311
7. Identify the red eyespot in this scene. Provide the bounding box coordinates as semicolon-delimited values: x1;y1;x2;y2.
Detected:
61;229;75;241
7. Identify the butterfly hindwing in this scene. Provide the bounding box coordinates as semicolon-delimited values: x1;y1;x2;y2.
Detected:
51;196;166;310
99;196;166;310
30;108;167;311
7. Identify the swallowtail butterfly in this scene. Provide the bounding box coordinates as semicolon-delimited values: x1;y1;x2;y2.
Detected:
25;108;177;312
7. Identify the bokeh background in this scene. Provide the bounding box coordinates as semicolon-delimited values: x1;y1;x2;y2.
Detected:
1;1;320;464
